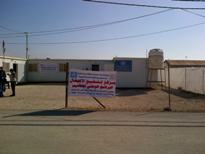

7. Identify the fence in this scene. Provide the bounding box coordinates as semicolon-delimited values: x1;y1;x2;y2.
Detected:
164;67;205;95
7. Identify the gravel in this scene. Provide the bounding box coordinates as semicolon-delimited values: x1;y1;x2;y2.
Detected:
0;84;205;112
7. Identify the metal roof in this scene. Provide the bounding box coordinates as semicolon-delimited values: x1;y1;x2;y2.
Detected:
165;60;205;67
0;55;26;61
28;59;113;62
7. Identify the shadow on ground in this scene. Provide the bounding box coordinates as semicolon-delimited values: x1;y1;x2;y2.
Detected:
116;88;153;97
162;88;205;99
17;82;65;86
7;109;95;117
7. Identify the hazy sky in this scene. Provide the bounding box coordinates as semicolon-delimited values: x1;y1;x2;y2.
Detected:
1;0;205;60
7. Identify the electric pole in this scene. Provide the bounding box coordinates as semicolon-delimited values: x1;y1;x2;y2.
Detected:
2;40;5;68
2;40;5;56
24;32;29;59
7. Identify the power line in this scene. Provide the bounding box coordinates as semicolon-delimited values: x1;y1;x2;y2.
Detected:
0;9;171;38
0;32;24;36
0;25;20;33
83;0;205;10
29;9;171;35
173;0;205;2
0;34;25;39
7;21;205;45
0;25;24;37
182;9;205;18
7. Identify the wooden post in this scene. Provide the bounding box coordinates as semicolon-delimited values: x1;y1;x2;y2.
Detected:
65;63;69;108
92;97;106;109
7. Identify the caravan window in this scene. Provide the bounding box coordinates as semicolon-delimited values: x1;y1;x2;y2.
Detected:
59;63;67;72
92;64;99;71
3;62;10;72
28;64;38;72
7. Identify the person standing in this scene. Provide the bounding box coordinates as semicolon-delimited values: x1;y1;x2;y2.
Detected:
0;66;6;97
7;69;16;96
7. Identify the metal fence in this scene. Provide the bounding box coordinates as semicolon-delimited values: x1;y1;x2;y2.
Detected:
164;67;205;95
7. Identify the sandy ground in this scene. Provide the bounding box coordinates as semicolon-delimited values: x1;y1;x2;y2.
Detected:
0;84;205;111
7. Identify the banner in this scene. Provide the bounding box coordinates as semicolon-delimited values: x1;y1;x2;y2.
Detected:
69;69;116;97
39;63;58;72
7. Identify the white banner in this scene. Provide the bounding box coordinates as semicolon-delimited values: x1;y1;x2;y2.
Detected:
69;69;116;97
39;63;58;72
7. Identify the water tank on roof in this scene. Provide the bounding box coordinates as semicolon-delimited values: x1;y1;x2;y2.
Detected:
148;49;164;69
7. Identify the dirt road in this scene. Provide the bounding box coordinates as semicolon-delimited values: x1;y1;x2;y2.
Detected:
0;84;205;111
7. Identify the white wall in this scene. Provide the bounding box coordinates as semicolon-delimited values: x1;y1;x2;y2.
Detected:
0;56;26;83
164;67;205;95
27;58;148;88
186;68;205;94
170;68;186;89
27;59;114;82
114;58;148;88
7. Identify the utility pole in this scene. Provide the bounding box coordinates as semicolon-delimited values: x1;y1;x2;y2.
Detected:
2;40;5;56
2;40;6;68
24;32;29;59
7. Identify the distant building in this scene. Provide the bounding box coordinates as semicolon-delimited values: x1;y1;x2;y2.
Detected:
0;49;165;88
0;55;153;88
0;56;26;83
1;52;205;94
26;57;149;88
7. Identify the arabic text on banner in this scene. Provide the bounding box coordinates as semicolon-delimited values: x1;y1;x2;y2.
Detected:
68;69;116;97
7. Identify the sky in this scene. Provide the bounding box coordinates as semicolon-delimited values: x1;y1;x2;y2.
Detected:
1;0;205;60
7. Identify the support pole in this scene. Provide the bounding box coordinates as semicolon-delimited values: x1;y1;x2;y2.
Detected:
168;64;171;111
203;69;205;94
160;69;163;89
25;32;29;59
65;63;69;108
164;67;167;89
185;68;187;90
2;40;5;67
92;97;106;109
